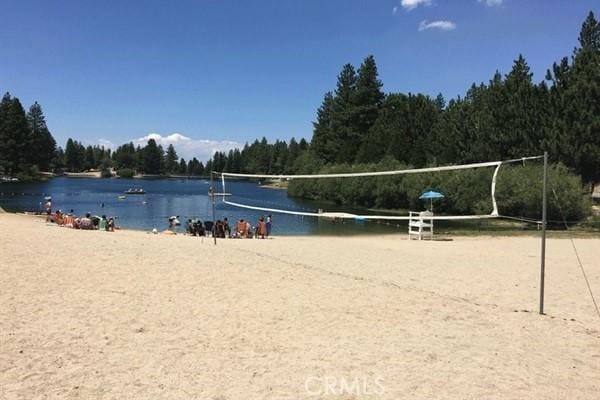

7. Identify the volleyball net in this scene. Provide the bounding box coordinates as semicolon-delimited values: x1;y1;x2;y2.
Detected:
216;155;544;222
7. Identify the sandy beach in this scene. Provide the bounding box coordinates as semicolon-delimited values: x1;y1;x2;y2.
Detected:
1;212;599;399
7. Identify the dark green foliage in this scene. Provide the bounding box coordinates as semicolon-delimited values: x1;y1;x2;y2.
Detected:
116;168;135;178
310;92;335;163
165;144;178;174
289;162;590;222
64;138;86;172
178;158;187;175
112;142;137;170
0;93;31;175
187;158;205;176
496;164;591;222
545;11;600;183
27;102;56;171
205;136;305;176
0;94;58;176
140;139;164;174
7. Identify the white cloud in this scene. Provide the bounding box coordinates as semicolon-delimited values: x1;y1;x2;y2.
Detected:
392;6;399;15
98;139;116;149
401;0;432;11
133;133;243;162
478;0;502;5
418;19;456;31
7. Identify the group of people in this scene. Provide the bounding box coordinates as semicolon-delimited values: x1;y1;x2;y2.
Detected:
45;197;115;231
179;215;272;239
51;209;115;231
233;215;272;239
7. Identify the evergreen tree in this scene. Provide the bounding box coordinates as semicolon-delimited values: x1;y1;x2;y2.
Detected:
64;138;86;171
546;12;600;183
84;145;96;170
578;11;600;50
178;158;187;175
141;139;163;174
352;55;384;160
165;144;178;174
310;92;336;163
330;63;358;163
27;102;56;171
0;93;30;174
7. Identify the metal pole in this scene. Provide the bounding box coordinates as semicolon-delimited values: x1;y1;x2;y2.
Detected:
539;152;548;314
210;171;217;245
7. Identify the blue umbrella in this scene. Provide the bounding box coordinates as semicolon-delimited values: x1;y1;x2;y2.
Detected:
419;190;444;211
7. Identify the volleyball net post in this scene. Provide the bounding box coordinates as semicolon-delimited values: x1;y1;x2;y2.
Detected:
210;170;217;245
539;151;548;314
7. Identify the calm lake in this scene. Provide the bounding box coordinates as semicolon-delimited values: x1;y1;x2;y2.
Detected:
0;177;400;235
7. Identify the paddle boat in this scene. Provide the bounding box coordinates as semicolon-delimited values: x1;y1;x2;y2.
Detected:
124;188;146;194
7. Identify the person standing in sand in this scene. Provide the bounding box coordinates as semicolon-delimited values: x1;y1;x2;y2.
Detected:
266;214;272;238
45;198;52;222
256;217;266;239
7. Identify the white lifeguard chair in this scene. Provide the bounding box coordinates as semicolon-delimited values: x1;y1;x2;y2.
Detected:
408;210;434;240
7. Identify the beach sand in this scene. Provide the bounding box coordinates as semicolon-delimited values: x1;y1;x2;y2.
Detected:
1;212;599;399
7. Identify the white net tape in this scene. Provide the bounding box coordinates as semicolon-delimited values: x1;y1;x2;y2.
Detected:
218;156;543;221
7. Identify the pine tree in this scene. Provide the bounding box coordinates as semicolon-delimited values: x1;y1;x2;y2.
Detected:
310;92;335;163
165;144;178;174
330;63;358;163
352;55;384;160
27;102;56;171
0;93;30;175
178;158;187;175
547;12;600;183
84;145;96;170
141;139;163;174
578;11;600;50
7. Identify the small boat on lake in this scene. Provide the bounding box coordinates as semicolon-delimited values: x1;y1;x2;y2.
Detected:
124;188;146;194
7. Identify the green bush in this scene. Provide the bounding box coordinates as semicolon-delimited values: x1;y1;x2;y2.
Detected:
495;163;591;222
116;168;135;178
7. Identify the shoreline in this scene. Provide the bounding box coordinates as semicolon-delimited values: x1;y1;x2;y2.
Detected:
3;209;600;238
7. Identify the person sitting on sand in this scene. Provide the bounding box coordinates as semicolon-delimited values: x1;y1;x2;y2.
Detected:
223;217;231;238
63;212;75;228
245;220;252;238
236;219;246;238
107;217;115;232
215;220;225;238
186;219;194;235
98;215;108;231
79;213;94;230
168;216;179;233
195;220;205;236
54;210;64;225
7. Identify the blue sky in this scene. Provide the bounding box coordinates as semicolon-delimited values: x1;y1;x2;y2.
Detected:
1;0;597;160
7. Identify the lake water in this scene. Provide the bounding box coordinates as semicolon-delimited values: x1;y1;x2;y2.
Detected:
0;177;401;235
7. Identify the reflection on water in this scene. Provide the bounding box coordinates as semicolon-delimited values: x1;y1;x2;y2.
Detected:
0;177;402;235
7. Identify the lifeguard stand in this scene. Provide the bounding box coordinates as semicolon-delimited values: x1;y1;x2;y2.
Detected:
408;210;434;240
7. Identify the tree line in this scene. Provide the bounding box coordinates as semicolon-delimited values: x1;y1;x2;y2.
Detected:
0;94;56;178
206;12;600;186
